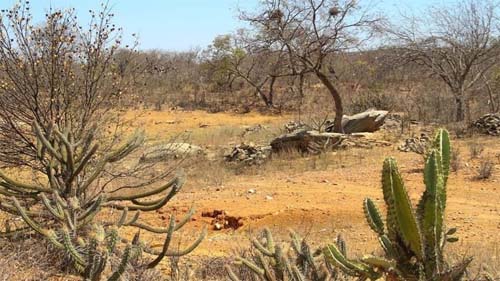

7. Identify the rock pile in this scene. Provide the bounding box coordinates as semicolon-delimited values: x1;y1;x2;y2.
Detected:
340;133;392;149
284;121;310;133
271;130;345;154
398;133;430;154
201;210;243;231
224;143;271;165
473;113;500;136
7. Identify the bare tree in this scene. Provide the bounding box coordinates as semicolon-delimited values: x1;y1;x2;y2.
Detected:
203;33;291;108
241;0;380;132
0;2;140;169
388;0;500;122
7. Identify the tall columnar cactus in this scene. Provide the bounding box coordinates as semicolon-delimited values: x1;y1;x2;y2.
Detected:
324;129;472;280
0;122;206;278
226;228;344;281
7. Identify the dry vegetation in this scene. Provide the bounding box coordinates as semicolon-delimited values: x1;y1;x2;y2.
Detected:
0;0;499;280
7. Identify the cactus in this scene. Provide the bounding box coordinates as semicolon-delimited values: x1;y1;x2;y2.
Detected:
324;129;472;280
0;122;205;278
226;228;343;281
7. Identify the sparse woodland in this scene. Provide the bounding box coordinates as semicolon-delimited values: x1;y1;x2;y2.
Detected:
0;0;499;280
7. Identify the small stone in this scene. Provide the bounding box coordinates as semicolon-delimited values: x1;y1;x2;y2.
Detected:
265;195;273;201
214;223;223;230
247;189;256;194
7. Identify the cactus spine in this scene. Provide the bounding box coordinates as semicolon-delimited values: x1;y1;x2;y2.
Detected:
323;129;472;280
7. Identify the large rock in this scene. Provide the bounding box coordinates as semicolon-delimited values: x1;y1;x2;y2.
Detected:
326;109;389;133
270;130;345;154
140;143;204;163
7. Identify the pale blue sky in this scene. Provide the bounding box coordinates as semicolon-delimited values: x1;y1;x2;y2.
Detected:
2;0;454;51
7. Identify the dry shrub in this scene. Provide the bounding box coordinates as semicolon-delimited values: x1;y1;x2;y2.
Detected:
451;147;461;172
469;142;485;159
0;238;72;280
475;159;494;180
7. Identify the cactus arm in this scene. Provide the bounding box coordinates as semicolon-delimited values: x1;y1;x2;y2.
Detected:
54;128;75;174
107;176;180;201
105;180;181;211
363;198;385;235
69;144;99;185
83;237;107;281
77;159;107;195
61;227;86;267
108;245;133;281
418;150;446;274
256;251;277;281
130;208;194;233
125;211;140;225
173;207;195;231
33;122;65;163
0;184;39;197
11;197;49;235
433;128;450;186
0;170;51;192
78;195;105;222
0;226;33;238
252;238;274;257
130;197;164;206
378;234;396;259
263;228;275;253
117;207;128;227
163;227;206;256
361;255;397;272
225;264;243;281
40;193;65;221
106;227;120;253
237;257;265;276
147;214;176;268
106;131;144;163
323;244;368;276
382;158;423;260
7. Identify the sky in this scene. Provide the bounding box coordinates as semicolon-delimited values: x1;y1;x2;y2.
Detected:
2;0;455;51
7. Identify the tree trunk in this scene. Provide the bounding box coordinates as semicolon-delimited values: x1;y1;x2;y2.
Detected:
455;95;465;122
315;70;344;133
255;88;273;108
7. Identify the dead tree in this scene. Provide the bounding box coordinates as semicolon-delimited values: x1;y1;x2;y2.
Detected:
387;0;500;122
241;0;380;132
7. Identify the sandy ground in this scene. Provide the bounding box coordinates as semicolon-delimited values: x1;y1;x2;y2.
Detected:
124;110;499;271
1;109;498;279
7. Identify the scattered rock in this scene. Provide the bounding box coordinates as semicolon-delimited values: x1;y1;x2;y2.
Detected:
265;195;273;201
270;130;345;154
398;133;430;154
247;189;256;194
241;124;267;136
326;109;389;133
224;143;271;165
155;120;179;125
140;143;204;162
284;121;311;133
201;210;243;231
473;113;500;136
